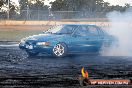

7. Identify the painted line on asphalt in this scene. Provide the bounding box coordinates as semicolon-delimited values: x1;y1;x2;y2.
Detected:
0;44;19;47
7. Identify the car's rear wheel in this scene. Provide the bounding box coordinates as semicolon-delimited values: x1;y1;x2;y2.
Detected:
53;43;67;57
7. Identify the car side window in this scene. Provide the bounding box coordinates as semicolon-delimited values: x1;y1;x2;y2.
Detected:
74;26;89;36
88;26;98;35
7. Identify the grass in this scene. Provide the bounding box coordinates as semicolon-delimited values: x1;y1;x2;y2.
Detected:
0;30;43;41
0;25;51;41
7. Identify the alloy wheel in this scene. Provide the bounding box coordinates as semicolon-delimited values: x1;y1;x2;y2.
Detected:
53;44;65;57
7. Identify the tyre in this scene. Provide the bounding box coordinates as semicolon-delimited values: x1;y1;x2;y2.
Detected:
52;43;67;57
26;51;39;57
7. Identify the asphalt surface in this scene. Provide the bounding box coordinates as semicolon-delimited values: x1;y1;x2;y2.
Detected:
0;42;132;87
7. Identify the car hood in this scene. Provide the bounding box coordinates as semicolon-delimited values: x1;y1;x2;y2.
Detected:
26;33;65;42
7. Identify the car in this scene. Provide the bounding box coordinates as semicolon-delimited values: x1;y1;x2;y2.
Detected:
19;24;116;57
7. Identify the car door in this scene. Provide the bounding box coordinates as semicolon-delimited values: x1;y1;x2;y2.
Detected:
86;25;101;52
69;25;100;53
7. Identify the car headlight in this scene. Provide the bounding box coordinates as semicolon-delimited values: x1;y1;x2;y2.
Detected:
36;42;50;46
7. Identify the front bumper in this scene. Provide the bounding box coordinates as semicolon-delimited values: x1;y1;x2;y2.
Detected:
19;42;53;54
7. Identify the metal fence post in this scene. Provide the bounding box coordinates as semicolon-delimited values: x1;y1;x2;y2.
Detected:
7;0;10;20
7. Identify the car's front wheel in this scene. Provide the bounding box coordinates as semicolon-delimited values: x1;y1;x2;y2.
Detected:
52;43;67;57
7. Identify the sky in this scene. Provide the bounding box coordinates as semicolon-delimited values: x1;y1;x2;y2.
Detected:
10;0;132;6
44;0;56;6
10;0;56;6
103;0;132;6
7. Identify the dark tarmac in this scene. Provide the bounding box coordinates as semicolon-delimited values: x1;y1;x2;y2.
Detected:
0;42;132;88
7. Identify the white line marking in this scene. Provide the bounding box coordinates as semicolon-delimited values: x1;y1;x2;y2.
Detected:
0;44;19;47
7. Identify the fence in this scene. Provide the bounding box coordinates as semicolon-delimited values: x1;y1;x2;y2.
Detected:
0;10;107;21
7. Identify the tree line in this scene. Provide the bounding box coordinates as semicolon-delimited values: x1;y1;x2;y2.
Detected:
0;0;131;20
51;0;130;12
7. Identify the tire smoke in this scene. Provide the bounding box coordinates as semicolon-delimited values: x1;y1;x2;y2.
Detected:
101;8;132;56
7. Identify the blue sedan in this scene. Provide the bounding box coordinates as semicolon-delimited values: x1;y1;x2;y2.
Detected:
19;24;115;57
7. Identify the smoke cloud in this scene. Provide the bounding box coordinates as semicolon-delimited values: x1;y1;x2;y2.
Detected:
101;8;132;56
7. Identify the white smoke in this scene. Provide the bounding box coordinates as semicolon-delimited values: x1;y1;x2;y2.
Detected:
101;8;132;56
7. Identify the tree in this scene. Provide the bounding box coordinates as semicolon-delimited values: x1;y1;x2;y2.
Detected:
19;0;49;10
0;0;18;19
0;1;4;7
50;0;130;12
19;0;49;20
50;0;109;11
125;3;130;8
29;0;49;10
19;0;28;10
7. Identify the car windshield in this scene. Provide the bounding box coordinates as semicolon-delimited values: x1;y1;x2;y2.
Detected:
45;25;77;34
